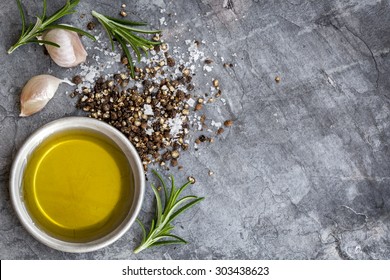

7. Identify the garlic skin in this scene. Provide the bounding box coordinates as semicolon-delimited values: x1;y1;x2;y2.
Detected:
43;29;87;67
20;75;64;117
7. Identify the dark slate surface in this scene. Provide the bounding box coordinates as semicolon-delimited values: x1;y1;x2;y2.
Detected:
1;0;389;259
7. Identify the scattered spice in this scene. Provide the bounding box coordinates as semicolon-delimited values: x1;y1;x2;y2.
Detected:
224;120;233;127
72;75;82;85
195;103;203;111
121;56;129;65
87;21;96;30
204;58;213;64
198;135;207;142
171;158;178;167
275;76;281;83
77;69;194;170
120;10;127;17
171;150;180;159
187;176;196;184
74;34;231;171
217;127;225;134
166;57;175;67
75;40;229;171
160;43;168;51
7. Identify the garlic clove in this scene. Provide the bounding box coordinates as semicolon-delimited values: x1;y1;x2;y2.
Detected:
20;75;65;117
43;28;87;68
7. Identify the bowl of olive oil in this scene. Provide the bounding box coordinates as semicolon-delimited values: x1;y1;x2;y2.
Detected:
10;117;145;253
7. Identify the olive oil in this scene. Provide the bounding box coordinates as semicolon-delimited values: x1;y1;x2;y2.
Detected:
22;129;133;242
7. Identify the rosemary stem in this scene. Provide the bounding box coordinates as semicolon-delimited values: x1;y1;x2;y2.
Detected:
133;244;147;254
7;46;18;54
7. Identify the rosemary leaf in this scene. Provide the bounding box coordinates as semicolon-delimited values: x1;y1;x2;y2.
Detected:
16;0;26;35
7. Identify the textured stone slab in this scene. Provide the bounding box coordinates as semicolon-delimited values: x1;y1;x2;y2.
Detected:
0;0;389;259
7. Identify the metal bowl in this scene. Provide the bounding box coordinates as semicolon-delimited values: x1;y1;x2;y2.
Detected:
9;117;145;253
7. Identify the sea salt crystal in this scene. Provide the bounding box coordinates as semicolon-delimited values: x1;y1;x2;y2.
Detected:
85;70;97;81
159;17;167;26
203;65;212;72
168;115;183;137
211;120;222;128
144;104;154;115
187;98;195;107
145;128;154;136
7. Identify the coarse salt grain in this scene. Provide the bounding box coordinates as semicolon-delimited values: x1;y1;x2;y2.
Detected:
168;115;183;138
187;98;195;107
211;120;222;128
144;104;154;115
203;65;213;72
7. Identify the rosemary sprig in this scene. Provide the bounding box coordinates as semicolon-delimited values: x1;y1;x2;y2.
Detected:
8;0;95;54
91;10;161;78
134;170;204;254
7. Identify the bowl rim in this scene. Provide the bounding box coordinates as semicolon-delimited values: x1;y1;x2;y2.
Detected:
9;116;145;253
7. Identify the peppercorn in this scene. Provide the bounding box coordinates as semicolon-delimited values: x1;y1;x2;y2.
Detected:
217;127;224;134
72;75;82;85
167;57;176;67
121;56;129;65
87;21;96;30
187;176;196;184
195;103;203;111
224;120;233;127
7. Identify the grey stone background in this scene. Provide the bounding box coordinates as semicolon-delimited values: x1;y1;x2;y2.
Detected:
1;0;390;259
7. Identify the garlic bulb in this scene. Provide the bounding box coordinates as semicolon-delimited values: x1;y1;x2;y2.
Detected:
42;28;87;67
20;75;71;117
